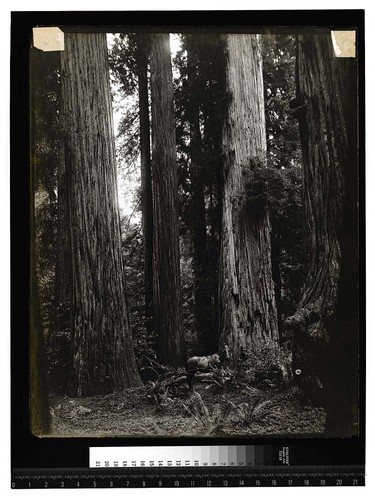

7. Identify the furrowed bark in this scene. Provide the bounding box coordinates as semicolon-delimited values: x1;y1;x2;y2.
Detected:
219;34;279;358
61;33;141;396
150;34;186;366
287;32;358;434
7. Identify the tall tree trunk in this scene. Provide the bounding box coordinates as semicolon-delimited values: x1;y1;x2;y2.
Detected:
286;32;358;435
150;34;186;366
335;51;359;436
219;34;279;358
61;33;141;396
271;230;282;325
135;34;154;337
186;36;214;354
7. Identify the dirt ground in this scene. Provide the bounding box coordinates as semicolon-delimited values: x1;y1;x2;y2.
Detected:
48;382;326;438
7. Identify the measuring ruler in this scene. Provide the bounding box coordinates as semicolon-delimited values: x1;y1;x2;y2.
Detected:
12;446;365;488
12;465;365;488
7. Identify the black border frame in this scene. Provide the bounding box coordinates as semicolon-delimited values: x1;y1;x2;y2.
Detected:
11;9;365;472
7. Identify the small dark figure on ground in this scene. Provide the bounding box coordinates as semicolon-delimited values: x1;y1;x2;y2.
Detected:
186;352;222;388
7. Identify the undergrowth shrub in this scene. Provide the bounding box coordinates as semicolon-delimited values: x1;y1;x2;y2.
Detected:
235;393;280;427
239;340;291;388
182;391;235;435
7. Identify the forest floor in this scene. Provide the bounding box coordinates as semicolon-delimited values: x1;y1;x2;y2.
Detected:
48;381;327;438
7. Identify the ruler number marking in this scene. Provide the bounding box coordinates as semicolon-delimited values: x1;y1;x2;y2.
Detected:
11;466;364;488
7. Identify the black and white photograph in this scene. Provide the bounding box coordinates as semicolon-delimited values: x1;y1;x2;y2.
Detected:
29;24;360;440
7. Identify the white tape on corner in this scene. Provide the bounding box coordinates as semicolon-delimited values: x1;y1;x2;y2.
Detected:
32;27;64;52
331;31;356;58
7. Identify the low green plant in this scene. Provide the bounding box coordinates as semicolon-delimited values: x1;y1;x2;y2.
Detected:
235;394;280;426
240;340;292;388
230;156;286;215
182;391;235;435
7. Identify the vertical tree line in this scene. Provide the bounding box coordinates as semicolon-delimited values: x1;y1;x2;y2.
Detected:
150;34;186;366
219;34;279;357
60;33;141;395
286;31;358;434
30;30;358;437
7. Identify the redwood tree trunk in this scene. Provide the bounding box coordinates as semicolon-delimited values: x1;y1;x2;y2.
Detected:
271;230;282;326
150;34;186;366
286;32;358;434
219;34;279;358
61;33;141;396
135;34;154;337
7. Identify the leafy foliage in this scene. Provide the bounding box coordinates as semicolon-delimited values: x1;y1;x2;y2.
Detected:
120;220;155;359
235;394;281;426
30;48;60;334
238;340;292;388
179;237;196;353
182;391;235;435
262;35;301;169
46;329;70;393
262;35;304;320
108;33;140;96
108;34;145;221
173;35;225;352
